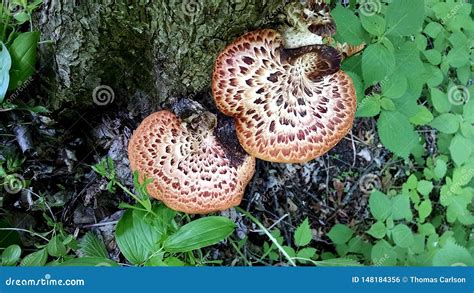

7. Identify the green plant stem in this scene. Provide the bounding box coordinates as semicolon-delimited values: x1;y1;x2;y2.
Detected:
115;181;158;218
229;238;252;266
0;227;49;241
236;207;296;266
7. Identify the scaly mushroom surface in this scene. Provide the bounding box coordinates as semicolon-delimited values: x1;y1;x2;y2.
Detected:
128;110;255;214
212;29;357;163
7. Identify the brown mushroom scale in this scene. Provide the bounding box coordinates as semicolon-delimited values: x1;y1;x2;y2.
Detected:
212;29;357;163
128;110;255;214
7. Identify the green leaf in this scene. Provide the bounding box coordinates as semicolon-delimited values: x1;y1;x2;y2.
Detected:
391;224;414;248
381;73;408;99
386;0;425;36
369;191;391;221
380;97;395;111
434;158;447;179
20;248;48;266
79;232;108;258
409;106;433;125
47;236;67;257
115;209;162;264
432;241;474;266
430;113;460;134
294;218;312;247
327;224;353;245
424;21;444;38
417;180;434;196
315;258;362;267
356;96;380;117
371;240;397;266
418;199;432;222
164;216;235;253
449;134;473;166
1;244;21;266
367;222;386;239
7;31;40;90
360;14;385;36
331;6;366;45
423;49;442;65
59;257;118;267
362;43;396;86
296;247;317;261
430;88;451;113
391;194;412;221
377;111;419;159
0;43;12;103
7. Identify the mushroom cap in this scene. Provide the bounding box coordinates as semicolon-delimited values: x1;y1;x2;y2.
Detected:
212;29;356;163
128;110;255;214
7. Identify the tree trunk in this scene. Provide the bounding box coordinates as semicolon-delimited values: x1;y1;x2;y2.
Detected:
35;0;286;110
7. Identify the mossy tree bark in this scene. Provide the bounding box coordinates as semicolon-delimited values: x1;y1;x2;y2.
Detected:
35;0;287;110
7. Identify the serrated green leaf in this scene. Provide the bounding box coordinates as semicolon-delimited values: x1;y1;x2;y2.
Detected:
409;106;433;125
430;113;460;134
362;43;396;86
294;218;312;247
418;200;432;222
432;241;473;266
391;194;412;221
356;96;380;117
327;224;353;245
417;180;434;196
391;224;414;248
360;14;385;36
367;222;386;239
79;232;108;258
369;191;391;221
371;240;397;266
377;111;419;159
386;0;425;36
381;73;408;99
331;6;366;45
449;134;473;166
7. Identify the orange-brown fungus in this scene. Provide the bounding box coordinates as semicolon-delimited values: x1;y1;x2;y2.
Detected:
128;110;255;214
212;29;357;163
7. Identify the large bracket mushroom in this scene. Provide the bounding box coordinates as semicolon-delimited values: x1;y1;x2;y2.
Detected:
212;2;358;163
128;103;255;214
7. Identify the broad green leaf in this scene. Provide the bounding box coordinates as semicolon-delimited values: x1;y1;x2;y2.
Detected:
115;209;162;264
294;218;312;247
432;241;473;266
356;96;380;117
391;224;414;248
386;0;425;36
381;73;408;99
367;222;386;239
434;158;447;179
59;257;118;267
362;43;396;86
430;113;460;134
449;134;473;166
417;180;434;196
369;191;391;221
377;111;419;159
371;240;397;266
331;6;366;45
424;21;443;38
1;244;21;266
430;88;451;113
47;236;67;257
327;224;353;245
423;49;441;65
380;98;395;111
0;43;12;102
418;200;432;222
360;14;385;36
409;106;433;125
296;247;317;261
20;248;48;266
391;194;412;221
164;216;235;253
7;32;40;90
79;232;108;258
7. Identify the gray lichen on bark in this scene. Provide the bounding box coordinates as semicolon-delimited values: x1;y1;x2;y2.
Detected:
36;0;289;110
